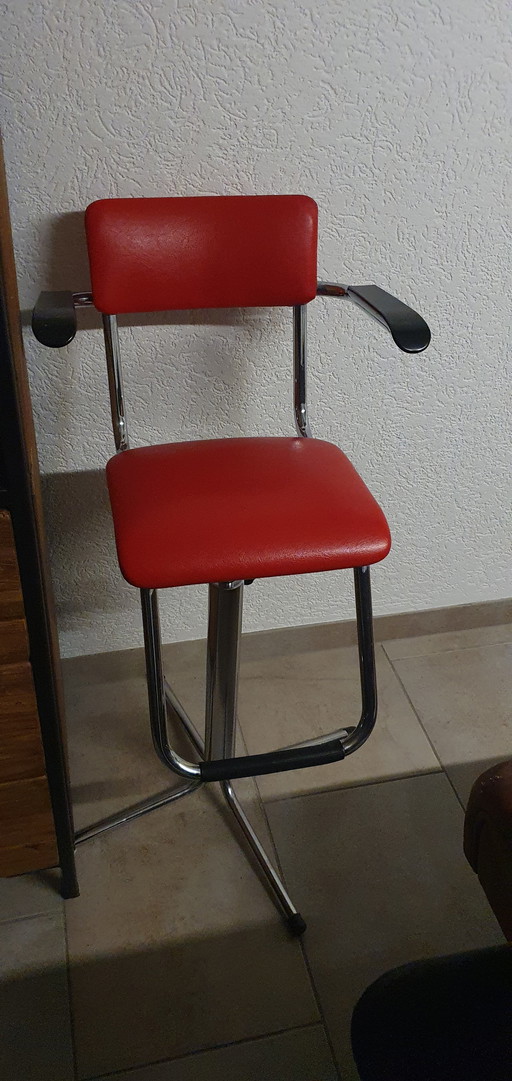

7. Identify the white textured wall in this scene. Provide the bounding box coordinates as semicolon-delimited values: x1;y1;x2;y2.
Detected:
1;0;510;657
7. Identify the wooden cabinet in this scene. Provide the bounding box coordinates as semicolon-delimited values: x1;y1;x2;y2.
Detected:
0;135;76;893
0;511;58;874
0;657;46;782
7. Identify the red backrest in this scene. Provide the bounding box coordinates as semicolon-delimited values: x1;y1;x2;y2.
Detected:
85;195;318;314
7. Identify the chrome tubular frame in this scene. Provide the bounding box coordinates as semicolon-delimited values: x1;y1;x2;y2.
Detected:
316;281;348;299
72;291;94;307
204;582;304;929
205;581;244;760
31;249;433;920
317;280;425;344
293;304;311;437
102;313;129;452
75;778;201;844
221;778;300;923
75;281;379;934
164;678;204;757
345;566;377;753
140;588;201;780
240;565;376;762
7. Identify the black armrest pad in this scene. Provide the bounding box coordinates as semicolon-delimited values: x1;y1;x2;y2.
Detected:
348;285;431;353
32;291;77;347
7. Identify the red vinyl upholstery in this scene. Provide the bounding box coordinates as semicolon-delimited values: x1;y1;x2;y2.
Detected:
85;195;318;314
106;437;391;589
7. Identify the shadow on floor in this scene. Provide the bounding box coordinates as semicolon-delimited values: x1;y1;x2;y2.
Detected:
1;921;332;1081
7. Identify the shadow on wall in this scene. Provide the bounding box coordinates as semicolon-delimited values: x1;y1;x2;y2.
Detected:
22;210;253;332
41;467;135;623
40;467;209;658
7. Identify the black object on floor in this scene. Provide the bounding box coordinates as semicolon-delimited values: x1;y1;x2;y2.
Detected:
351;944;512;1081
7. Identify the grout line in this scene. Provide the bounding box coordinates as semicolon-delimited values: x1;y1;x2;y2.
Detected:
382;636;512;662
439;767;467;813
367;644;470;818
220;764;340;1077
84;1020;324;1080
251;788;342;1078
383;654;450;779
0;906;77;1077
258;796;343;1078
64;607;512;671
0;909;62;927
62;887;80;1081
231;775;342;1077
261;765;443;808
298;940;343;1081
251;777;284;869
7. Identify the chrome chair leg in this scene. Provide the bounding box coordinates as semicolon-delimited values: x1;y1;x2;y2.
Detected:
220;778;306;934
76;570;374;938
77;575;371;937
75;779;201;844
165;674;305;928
75;590;202;846
204;581;306;934
165;672;306;930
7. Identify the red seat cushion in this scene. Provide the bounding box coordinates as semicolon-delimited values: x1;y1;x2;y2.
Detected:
106;437;391;589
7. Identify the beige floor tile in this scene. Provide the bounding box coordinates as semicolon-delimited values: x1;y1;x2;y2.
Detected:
447;757;511;809
237;643;440;801
90;1023;338;1081
0;914;74;1080
68;634;440;807
64;631;440;811
63;647;203;833
0;867;63;922
67;791;318;1079
389;640;512;804
384;622;512;660
63;652;317;1079
266;774;504;1080
62;637;277;854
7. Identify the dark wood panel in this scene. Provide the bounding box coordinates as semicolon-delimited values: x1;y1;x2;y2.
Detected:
0;147;41;496
0;512;29;660
0;591;25;623
0;136;77;892
0;510;24;620
0;775;58;873
0;619;29;665
0;662;47;783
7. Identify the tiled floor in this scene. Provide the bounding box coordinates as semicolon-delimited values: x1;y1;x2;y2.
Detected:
1;621;509;1080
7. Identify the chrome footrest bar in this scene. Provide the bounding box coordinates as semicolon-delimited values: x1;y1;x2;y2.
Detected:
200;736;348;782
278;726;351;752
162;566;376;781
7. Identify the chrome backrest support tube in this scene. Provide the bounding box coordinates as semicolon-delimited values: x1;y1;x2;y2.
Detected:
316;281;349;299
293;304;311;437
102;313;129;452
72;291;94;307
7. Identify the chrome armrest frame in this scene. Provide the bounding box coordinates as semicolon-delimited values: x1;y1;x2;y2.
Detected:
317;281;431;353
